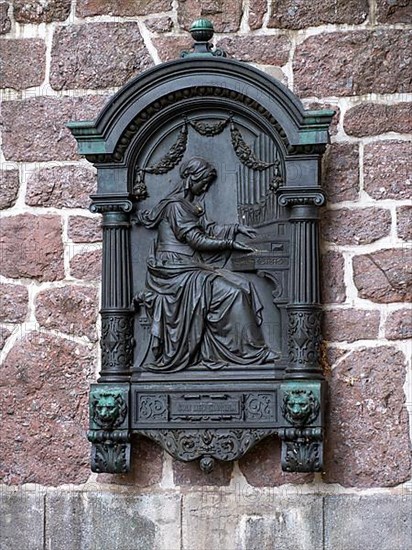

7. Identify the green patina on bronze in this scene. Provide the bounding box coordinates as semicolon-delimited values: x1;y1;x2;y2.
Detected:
69;19;333;474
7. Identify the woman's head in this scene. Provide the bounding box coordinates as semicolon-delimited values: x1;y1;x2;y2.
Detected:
179;157;217;196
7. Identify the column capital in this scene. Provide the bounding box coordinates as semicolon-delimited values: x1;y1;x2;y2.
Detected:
278;187;326;208
90;194;134;214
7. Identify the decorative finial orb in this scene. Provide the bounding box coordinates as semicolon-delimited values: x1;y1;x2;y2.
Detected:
190;19;214;42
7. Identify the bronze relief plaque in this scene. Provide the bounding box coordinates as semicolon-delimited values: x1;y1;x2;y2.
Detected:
69;20;333;474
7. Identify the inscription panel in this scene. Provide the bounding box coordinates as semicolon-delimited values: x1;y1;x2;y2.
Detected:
133;390;278;426
170;394;242;421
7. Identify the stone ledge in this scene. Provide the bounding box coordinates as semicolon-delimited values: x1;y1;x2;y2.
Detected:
324;494;412;550
1;491;411;550
0;492;45;550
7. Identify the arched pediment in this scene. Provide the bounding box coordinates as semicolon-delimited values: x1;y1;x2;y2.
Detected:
68;58;333;163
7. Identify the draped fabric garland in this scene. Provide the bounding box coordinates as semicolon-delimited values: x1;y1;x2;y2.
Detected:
133;115;283;200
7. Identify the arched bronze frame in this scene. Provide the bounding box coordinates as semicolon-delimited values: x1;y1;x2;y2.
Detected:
69;25;333;474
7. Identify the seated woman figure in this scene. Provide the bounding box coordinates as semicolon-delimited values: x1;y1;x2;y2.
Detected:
134;156;275;372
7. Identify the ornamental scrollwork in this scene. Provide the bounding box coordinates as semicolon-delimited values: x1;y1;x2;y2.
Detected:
139;428;277;470
101;315;134;372
90;198;133;213
281;389;320;427
278;191;326;207
288;309;322;367
138;394;168;422
244;394;275;421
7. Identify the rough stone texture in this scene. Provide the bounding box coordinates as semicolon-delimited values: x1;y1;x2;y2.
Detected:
13;0;70;22
353;249;412;303
98;436;163;487
26;166;96;209
0;170;19;209
249;0;267;29
153;36;191;62
35;286;98;342
0;492;45;550
321;207;391;245
324;346;349;370
0;214;64;282
324;346;411;487
0;39;45;90
323;309;380;343
322;143;359;203
45;492;181;550
324;495;412;550
238;435;314;486
0;332;94;485
68;216;102;243
50;23;153;91
385;309;412;340
321;251;346;304
177;0;243;32
70;249;101;281
76;0;172;17
0;284;29;323
182;493;323;550
145;16;173;33
268;0;368;29
364;141;412;201
397;205;412;241
303;101;340;135
0;2;11;34
217;35;291;66
1;95;108;162
260;66;288;86
344;102;412;137
173;457;233;486
376;0;412;23
0;326;11;351
294;30;412;97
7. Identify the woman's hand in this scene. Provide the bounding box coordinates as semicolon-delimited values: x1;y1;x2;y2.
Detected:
237;225;257;239
131;210;150;226
232;241;256;253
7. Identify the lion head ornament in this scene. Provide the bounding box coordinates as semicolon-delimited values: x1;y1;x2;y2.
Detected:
282;389;320;427
91;392;127;429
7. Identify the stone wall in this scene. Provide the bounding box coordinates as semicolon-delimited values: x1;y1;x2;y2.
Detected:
0;1;411;548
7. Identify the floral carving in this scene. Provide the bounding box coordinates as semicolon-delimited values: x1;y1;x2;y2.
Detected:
139;428;276;469
230;120;277;170
281;440;322;472
288;309;322;367
91;442;130;474
145;123;188;175
188;116;230;136
100;315;134;372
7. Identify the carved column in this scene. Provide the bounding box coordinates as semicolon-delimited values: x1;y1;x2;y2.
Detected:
86;197;133;473
91;198;134;383
277;189;326;472
278;190;325;380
